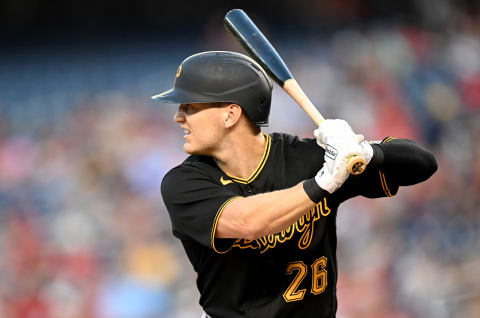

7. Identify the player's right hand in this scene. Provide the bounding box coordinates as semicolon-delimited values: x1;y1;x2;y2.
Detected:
313;119;366;193
313;158;347;193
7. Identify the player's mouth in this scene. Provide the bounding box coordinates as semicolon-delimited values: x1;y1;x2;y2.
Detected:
182;127;191;138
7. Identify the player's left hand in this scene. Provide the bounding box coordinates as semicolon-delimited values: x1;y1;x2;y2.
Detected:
314;119;374;166
314;119;359;148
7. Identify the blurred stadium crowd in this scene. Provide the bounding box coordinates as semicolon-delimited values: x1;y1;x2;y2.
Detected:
1;4;480;318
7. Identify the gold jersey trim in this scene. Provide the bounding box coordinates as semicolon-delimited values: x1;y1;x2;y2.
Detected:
211;196;243;254
225;133;271;184
382;137;396;143
379;170;395;197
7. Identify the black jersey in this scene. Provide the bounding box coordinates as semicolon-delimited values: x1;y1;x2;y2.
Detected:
161;133;399;318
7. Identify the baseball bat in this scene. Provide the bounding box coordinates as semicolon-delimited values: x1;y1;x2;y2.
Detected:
224;9;366;175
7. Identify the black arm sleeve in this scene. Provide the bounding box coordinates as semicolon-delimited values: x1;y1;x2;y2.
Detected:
372;139;437;186
333;138;437;202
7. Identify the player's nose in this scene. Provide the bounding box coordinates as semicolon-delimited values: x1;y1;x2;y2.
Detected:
174;106;186;123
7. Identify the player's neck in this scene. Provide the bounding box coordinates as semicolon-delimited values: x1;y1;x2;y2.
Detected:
214;131;266;180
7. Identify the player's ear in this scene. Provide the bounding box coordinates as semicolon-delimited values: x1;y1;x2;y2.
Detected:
224;103;242;128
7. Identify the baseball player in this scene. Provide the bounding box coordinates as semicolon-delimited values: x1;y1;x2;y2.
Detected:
152;51;437;318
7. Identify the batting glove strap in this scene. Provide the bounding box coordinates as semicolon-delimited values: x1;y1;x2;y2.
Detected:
303;178;329;204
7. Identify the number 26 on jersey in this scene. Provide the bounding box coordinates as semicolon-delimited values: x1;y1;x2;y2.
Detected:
283;256;327;302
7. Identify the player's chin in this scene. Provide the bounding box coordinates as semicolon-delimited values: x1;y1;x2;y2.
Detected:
184;142;211;156
183;143;200;155
183;143;194;154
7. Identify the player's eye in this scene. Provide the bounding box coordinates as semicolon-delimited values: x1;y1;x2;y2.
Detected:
187;104;204;115
181;104;194;115
186;104;196;114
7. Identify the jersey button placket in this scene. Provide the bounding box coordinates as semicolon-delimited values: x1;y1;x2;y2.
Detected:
246;184;253;194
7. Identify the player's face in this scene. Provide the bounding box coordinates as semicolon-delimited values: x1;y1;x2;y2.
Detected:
174;103;227;155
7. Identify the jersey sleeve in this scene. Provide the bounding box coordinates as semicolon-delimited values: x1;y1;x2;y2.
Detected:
161;165;241;254
333;137;400;202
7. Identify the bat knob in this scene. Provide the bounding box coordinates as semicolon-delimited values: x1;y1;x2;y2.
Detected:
347;156;367;175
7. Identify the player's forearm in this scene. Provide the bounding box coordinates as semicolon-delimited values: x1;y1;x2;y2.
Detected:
216;183;317;240
371;139;437;185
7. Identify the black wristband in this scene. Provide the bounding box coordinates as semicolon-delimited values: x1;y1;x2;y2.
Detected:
303;178;329;204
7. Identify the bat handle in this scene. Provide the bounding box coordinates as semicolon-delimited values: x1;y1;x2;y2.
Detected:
347;156;367;175
283;78;367;175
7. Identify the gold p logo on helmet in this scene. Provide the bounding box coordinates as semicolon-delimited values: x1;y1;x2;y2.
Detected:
176;65;182;78
173;65;182;84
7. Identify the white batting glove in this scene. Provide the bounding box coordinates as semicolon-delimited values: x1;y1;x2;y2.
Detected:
315;142;363;193
314;119;374;166
358;140;374;165
314;147;350;193
314;119;358;148
313;119;374;192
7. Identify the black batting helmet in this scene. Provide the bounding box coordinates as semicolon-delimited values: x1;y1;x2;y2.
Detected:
151;51;273;126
